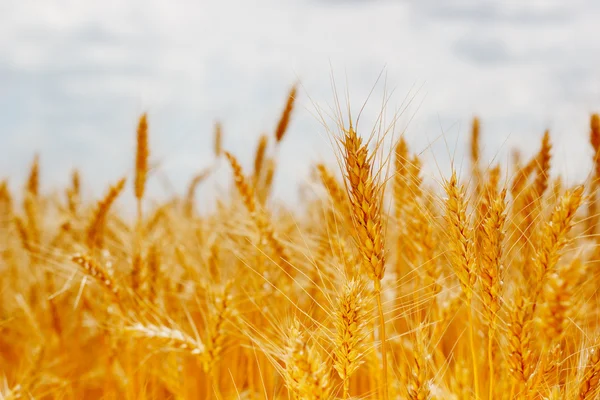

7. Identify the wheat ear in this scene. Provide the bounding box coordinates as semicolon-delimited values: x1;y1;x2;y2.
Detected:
86;178;126;249
135;113;149;220
71;253;120;300
26;154;39;197
588;113;600;236
275;84;297;143
478;188;507;399
333;278;368;398
471;116;481;195
444;171;479;398
579;341;600;400
213;121;222;157
253;134;269;183
224;151;290;266
342;126;388;400
283;319;331;400
534;130;552;198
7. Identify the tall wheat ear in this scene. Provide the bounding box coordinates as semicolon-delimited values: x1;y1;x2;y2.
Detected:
341;125;389;400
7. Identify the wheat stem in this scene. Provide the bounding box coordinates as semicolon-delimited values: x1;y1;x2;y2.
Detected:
375;282;388;400
468;304;480;400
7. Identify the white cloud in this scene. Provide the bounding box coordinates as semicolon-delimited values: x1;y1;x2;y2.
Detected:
0;0;599;206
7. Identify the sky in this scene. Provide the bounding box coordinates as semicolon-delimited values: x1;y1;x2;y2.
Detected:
1;0;600;206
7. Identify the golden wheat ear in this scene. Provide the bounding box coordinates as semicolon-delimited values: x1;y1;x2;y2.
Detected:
184;168;211;217
588;113;600;236
275;84;298;144
579;340;600;400
341;125;389;399
283;319;331;399
25;154;40;197
224;151;290;267
134;113;149;223
213;121;223;157
86;178;126;250
471;116;481;195
333;278;368;399
71;253;121;299
534;130;552;198
443;171;476;301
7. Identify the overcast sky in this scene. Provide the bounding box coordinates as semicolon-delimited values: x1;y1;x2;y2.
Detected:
2;0;600;206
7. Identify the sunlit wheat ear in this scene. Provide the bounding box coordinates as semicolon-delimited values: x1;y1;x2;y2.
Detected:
258;158;276;204
71;253;120;299
588;113;600;236
478;185;507;399
443;170;481;397
443;171;476;301
131;252;143;294
14;215;32;253
342;126;385;284
534;130;552;198
591;114;600;166
253;134;269;183
476;165;501;227
0;181;13;220
393;136;410;221
275;84;298;144
202;281;235;374
205;242;221;284
135;113;149;205
86;178;126;249
71;169;81;196
341;125;388;399
406;325;432;400
540;258;584;343
579;341;600;400
224;151;290;266
532;186;584;293
21;194;40;252
213;121;223;157
224;151;257;214
507;294;535;386
478;188;507;329
416;207;440;295
283;319;331;400
471;116;481;194
470;116;480;165
145;243;160;302
316;163;349;216
333;278;368;399
398;154;426;269
66;169;81;214
26;154;40;198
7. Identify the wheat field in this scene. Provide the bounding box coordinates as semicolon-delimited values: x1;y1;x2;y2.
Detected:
2;85;600;400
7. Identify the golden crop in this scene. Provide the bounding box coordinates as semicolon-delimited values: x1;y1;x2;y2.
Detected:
2;84;600;400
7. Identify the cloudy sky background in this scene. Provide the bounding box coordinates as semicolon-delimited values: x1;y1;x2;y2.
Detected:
2;0;600;206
